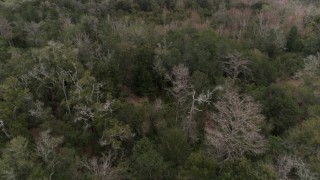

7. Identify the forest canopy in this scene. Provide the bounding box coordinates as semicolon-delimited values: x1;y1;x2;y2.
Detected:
0;0;319;179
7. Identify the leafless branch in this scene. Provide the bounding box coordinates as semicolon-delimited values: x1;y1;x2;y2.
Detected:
223;52;251;84
0;120;11;138
205;90;266;159
82;152;125;180
276;155;317;180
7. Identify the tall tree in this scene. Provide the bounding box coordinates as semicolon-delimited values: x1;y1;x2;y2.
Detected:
205;90;267;159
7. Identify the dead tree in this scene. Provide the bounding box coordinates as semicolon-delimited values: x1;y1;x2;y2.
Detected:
223;52;251;84
36;130;63;180
205;90;266;159
0;120;10;138
185;88;221;143
165;64;191;124
82;152;125;180
276;155;317;180
165;64;223;143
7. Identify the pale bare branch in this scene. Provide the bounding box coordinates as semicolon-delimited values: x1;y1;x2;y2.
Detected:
205;90;266;159
82;152;125;180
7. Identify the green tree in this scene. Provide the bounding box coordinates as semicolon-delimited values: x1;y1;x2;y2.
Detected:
135;0;156;11
53;148;80;180
273;53;304;78
220;158;277;180
0;136;34;179
190;70;211;92
248;51;277;86
177;151;217;179
131;137;169;179
286;26;304;52
252;84;302;135
132;47;157;96
286;118;320;175
0;37;10;65
159;128;191;166
0;77;33;138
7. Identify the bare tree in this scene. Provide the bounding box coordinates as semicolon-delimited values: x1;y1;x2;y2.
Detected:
184;90;207;142
276;155;317;180
185;88;222;143
36;130;63;180
56;66;71;114
276;155;296;180
82;153;125;180
165;64;202;142
165;64;191;124
36;130;63;163
298;53;320;78
0;120;10;138
223;52;251;84
205;90;266;160
164;64;223;143
165;64;190;101
74;104;95;129
29;101;50;120
295;53;320;97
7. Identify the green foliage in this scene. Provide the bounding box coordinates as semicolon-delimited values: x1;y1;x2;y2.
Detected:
131;46;158;95
177;151;217;179
99;119;133;150
251;2;271;11
135;0;156;12
114;103;145;136
114;0;133;12
286;118;320;175
267;136;286;155
0;37;10;64
251;84;302;135
190;70;211;92
0;77;33;137
304;34;320;54
53;148;81;179
0;136;34;179
273;53;304;78
0;0;319;178
248;51;277;86
286;26;304;52
196;0;211;9
159;128;191;166
308;105;320;118
164;30;231;85
131;137;169;179
220;158;277;180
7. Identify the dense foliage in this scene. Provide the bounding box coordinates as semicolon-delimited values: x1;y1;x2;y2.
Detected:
0;0;319;179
